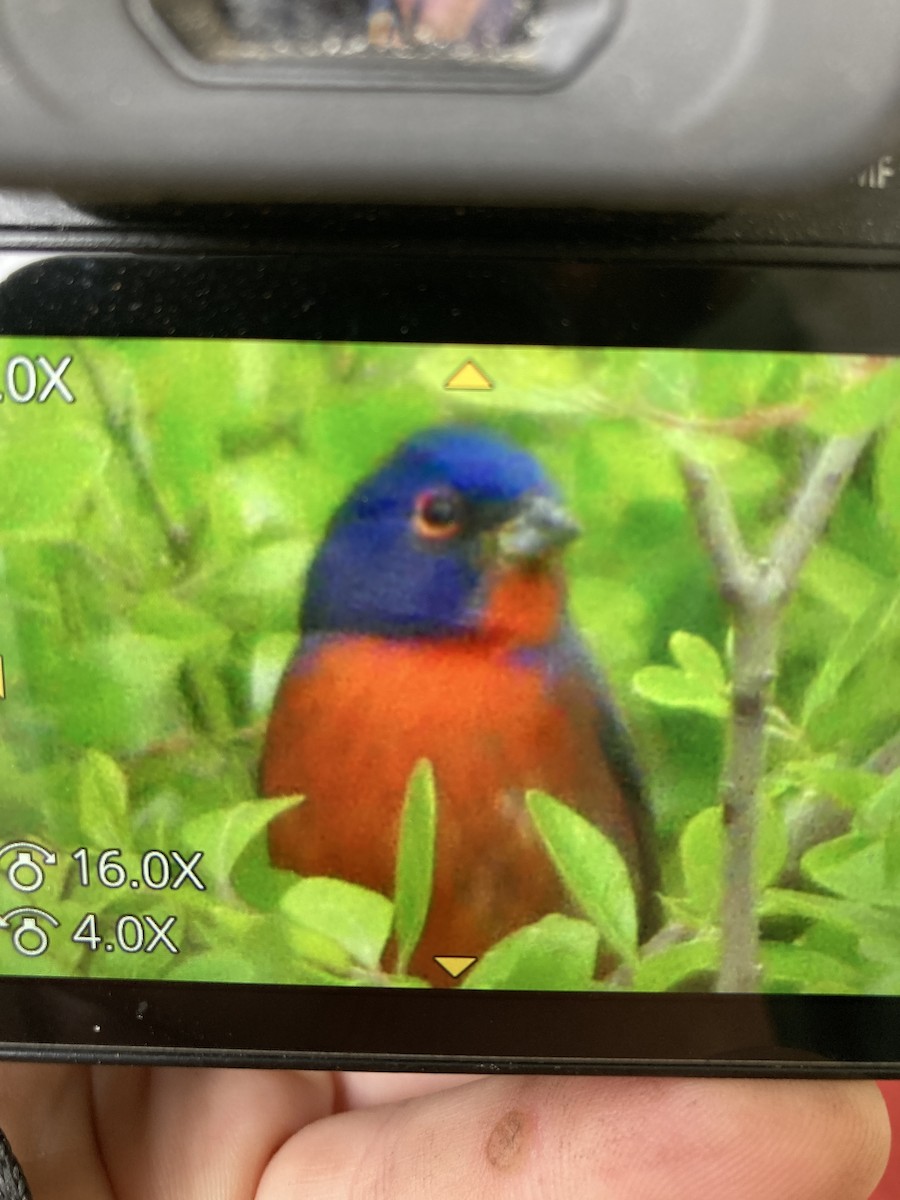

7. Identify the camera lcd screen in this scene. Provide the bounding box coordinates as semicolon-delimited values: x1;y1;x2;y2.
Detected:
0;335;896;1004
129;0;612;91
150;0;543;61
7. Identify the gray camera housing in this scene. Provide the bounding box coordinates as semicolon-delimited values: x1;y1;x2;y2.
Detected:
0;0;900;205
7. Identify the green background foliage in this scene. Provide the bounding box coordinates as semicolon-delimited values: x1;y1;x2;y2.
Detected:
0;338;898;993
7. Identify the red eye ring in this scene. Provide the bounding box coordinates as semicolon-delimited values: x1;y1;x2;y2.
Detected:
413;488;463;540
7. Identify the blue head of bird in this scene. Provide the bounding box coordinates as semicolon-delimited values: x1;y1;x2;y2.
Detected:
300;427;580;644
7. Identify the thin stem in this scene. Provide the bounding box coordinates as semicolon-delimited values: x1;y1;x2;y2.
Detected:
764;434;872;604
866;730;900;777
82;354;193;567
717;604;777;991
679;431;873;993
678;458;758;604
781;726;900;884
605;923;694;989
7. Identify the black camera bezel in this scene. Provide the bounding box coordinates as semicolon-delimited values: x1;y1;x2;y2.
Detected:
1;245;899;1076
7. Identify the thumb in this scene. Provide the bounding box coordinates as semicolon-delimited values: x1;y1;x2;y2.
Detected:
259;1075;889;1200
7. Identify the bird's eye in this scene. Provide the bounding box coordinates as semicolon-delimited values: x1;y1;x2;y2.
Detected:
413;488;464;539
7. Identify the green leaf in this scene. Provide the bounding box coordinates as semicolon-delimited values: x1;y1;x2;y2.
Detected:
800;914;864;973
393;761;437;975
633;632;729;719
130;593;231;653
801;833;900;907
864;968;900;996
639;350;700;415
632;666;728;719
279;921;362;982
279;877;393;972
182;795;301;886
247;632;297;721
168;949;264;985
757;806;795;892
789;764;882;810
854;904;900;970
207;450;313;543
196;539;310;634
526;791;638;963
0;409;109;539
876;421;900;547
77;750;130;848
670;631;727;692
801;582;900;726
680;802;789;922
632;934;719;992
679;806;723;921
807;360;900;435
861;769;900;834
39;632;186;755
802;543;884;623
167;934;350;986
386;975;431;989
760;888;861;937
181;654;233;739
462;915;600;990
760;943;860;994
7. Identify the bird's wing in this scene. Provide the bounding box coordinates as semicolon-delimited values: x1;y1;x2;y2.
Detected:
555;627;661;934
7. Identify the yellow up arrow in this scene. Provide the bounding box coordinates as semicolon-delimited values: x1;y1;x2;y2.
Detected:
444;360;493;392
433;955;478;979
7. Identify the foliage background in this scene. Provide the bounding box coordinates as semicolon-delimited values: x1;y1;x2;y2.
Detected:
0;338;897;993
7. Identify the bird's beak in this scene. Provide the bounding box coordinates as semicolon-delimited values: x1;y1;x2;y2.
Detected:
496;495;581;565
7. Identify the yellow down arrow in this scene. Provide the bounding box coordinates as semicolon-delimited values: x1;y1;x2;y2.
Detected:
433;955;478;979
0;656;5;700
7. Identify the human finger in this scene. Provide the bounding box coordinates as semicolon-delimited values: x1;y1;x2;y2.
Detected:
336;1070;480;1110
258;1075;889;1200
0;1064;113;1200
93;1067;335;1200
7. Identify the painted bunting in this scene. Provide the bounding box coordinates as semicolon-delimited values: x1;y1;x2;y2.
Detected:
261;427;657;986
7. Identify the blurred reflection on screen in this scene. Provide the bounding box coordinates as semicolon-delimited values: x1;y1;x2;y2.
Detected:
211;0;538;52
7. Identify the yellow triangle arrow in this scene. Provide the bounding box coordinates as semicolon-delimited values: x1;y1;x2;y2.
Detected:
433;955;478;979
444;360;493;392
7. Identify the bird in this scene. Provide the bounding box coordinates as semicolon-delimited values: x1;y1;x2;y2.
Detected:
261;426;657;987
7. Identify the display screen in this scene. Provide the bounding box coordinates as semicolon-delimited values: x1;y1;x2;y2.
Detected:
135;0;608;88
153;0;543;59
0;337;897;1000
128;0;617;96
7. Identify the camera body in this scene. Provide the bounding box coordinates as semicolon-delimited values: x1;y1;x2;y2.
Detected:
1;0;900;204
2;0;900;1074
0;172;899;1074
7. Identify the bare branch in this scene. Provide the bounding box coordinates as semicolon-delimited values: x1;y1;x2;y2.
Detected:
678;451;770;992
644;403;810;438
867;730;900;777
82;353;193;567
782;727;900;883
765;434;872;603
606;923;694;989
678;457;758;604
678;431;872;993
715;607;776;992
